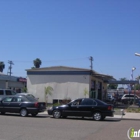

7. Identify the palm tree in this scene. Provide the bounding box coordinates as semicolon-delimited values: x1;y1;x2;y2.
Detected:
0;61;5;72
44;86;53;104
33;58;42;68
84;88;89;98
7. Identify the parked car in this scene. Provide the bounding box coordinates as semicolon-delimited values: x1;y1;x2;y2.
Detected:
0;95;46;117
121;94;140;104
106;94;115;102
0;89;17;100
116;94;123;102
47;98;114;121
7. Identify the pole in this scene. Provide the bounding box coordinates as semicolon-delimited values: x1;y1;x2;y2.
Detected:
8;60;14;76
89;56;93;70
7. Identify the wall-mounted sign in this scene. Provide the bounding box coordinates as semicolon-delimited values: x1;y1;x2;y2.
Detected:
18;78;27;82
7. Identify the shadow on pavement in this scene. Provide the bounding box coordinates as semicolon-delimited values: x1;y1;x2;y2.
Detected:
49;116;122;122
0;113;50;118
121;118;140;121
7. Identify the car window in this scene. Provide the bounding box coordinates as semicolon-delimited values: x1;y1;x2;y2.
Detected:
0;90;4;95
11;91;17;95
12;97;25;102
25;96;37;102
27;94;35;98
5;90;12;95
71;99;82;105
125;95;134;97
3;97;13;102
95;99;107;105
81;99;96;105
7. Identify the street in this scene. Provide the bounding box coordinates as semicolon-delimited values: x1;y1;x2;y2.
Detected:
0;113;139;140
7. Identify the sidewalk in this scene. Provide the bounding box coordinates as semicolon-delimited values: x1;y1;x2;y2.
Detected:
39;110;140;120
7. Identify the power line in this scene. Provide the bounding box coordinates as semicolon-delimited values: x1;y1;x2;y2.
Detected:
3;57;89;63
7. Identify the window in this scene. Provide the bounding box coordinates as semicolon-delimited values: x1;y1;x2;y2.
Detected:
5;90;12;95
0;90;4;95
81;99;96;105
3;97;13;102
72;99;82;105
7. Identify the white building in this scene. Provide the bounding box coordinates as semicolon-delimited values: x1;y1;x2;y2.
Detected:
26;66;115;103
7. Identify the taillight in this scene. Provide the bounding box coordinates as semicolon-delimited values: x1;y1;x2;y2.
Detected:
35;102;39;108
108;106;112;110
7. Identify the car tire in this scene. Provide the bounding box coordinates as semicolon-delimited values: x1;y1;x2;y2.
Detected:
20;108;28;117
93;112;102;121
53;110;61;119
31;113;38;117
1;112;5;115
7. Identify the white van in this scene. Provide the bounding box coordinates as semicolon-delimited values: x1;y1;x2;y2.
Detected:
0;89;17;100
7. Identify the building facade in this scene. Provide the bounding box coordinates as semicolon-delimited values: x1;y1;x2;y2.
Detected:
0;72;26;92
26;66;115;103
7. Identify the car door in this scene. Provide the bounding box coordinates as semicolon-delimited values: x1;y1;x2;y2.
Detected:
63;99;83;116
2;97;13;112
79;99;97;117
10;97;23;113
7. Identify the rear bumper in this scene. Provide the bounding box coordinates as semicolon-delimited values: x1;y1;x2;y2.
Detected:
102;111;114;117
27;108;46;114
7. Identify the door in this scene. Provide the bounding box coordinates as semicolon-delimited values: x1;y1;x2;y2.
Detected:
63;99;83;116
79;98;97;117
2;97;13;112
10;97;23;113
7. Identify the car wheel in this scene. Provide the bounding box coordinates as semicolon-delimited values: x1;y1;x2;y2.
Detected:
31;113;38;117
93;112;102;121
53;110;61;118
20;109;28;117
1;112;5;115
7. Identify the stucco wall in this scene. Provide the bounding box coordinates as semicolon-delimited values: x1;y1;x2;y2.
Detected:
27;75;90;103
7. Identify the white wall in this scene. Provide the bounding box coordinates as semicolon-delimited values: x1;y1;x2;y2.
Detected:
27;75;90;103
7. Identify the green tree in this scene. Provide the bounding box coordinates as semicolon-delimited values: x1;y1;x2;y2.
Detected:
22;87;27;92
134;76;140;90
107;84;118;89
0;61;5;72
134;84;140;90
33;58;42;68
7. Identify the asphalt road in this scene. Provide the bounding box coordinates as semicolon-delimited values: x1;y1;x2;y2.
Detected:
0;113;139;140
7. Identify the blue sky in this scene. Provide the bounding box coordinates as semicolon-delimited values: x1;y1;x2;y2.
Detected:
0;0;140;80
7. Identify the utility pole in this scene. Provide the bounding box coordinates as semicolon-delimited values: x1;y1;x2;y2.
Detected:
89;56;93;70
8;60;14;76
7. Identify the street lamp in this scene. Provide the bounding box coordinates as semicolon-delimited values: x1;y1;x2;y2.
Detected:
135;53;140;57
131;67;136;104
132;67;136;80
